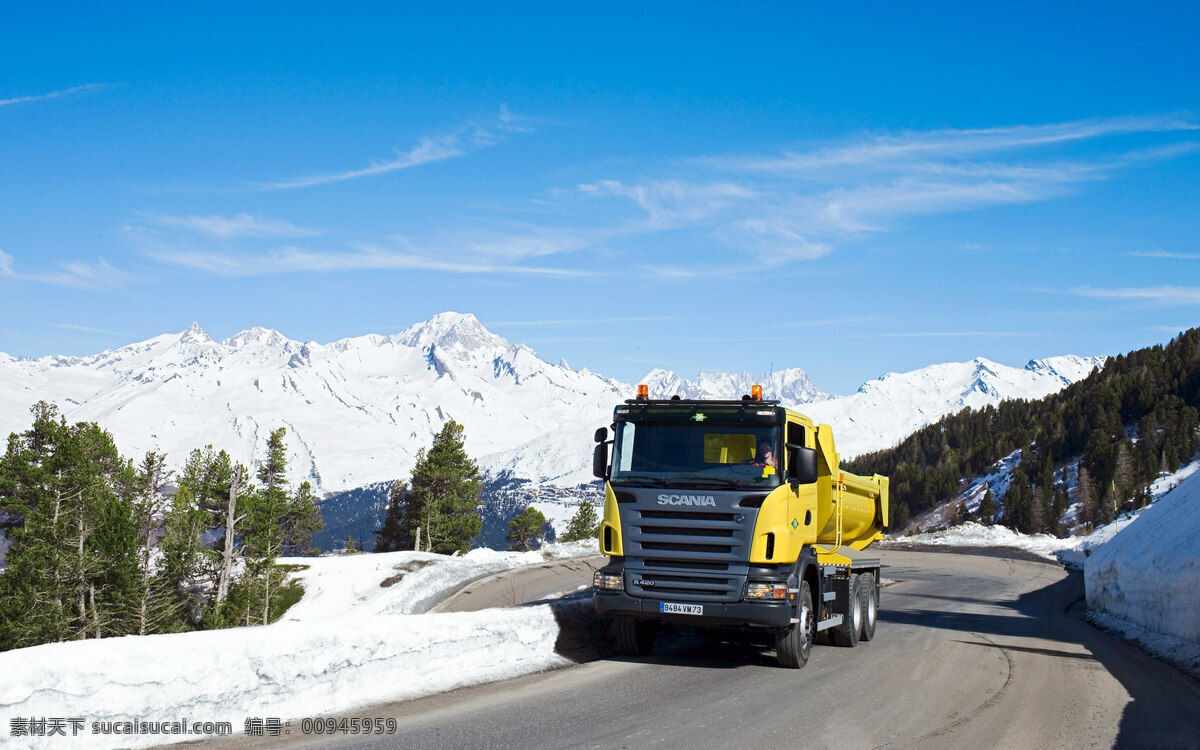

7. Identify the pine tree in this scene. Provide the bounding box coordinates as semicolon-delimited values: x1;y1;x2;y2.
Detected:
0;404;142;648
949;500;966;526
373;480;409;552
243;428;290;625
345;535;357;554
178;445;250;623
1114;440;1135;507
561;498;600;542
1076;467;1096;530
131;451;182;635
157;484;208;626
506;506;546;551
0;403;70;648
1099;482;1116;526
1000;468;1029;532
282;481;323;556
406;421;483;554
978;489;996;525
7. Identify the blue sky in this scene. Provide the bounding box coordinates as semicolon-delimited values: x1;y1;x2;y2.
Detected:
2;2;1198;394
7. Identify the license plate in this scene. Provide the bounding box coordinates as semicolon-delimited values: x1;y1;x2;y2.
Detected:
660;602;703;616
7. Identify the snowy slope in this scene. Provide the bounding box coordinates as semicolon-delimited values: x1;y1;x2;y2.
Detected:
802;356;1105;457
0;315;1103;509
0;543;599;749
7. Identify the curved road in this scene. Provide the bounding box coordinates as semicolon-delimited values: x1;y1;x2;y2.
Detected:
203;550;1200;749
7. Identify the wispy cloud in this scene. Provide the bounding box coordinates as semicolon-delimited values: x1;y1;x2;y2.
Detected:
50;323;125;335
144;245;588;279
141;213;319;239
132;113;1199;283
572;114;1198;271
258;135;463;190
1131;250;1200;260
0;83;114;108
1068;285;1200;306
492;315;683;326
674;330;1041;344
867;330;1039;339
578;180;754;226
784;316;881;328
255;108;534;190
0;247;136;289
719;115;1198;173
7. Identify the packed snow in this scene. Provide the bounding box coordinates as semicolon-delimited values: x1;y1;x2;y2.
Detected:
0;542;599;749
1085;462;1200;672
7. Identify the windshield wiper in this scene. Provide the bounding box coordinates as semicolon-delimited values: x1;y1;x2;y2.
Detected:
611;475;671;487
670;476;748;489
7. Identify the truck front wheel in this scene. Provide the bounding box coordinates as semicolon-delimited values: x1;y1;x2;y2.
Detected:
615;617;659;656
775;580;814;669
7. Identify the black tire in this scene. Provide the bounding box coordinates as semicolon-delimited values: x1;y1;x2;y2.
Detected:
859;571;878;642
830;574;862;648
615;617;658;656
775;580;815;669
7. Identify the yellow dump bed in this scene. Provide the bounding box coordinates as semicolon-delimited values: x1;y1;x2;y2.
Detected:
810;422;889;554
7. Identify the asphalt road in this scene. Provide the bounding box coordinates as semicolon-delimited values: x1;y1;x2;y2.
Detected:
198;550;1200;750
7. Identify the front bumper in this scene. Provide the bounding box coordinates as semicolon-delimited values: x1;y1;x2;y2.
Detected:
593;590;793;629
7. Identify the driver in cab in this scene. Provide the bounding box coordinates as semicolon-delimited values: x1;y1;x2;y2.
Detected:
749;441;775;467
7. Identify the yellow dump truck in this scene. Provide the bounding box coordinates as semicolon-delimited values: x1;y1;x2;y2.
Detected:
591;386;889;668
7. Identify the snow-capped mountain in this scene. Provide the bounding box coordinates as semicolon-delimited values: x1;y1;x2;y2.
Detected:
0;314;1105;510
802;355;1105;457
643;367;830;404
0;313;627;496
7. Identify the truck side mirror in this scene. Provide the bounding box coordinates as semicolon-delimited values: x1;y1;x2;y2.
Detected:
593;442;609;479
594;426;608;443
788;446;818;484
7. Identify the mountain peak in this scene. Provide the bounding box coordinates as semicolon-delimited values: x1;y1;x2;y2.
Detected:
223;326;289;348
395;311;507;354
643;367;828;403
179;322;213;344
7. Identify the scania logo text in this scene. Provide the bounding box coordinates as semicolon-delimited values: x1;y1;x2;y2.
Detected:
656;494;717;507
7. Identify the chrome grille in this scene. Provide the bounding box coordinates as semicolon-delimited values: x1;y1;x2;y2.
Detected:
622;492;756;603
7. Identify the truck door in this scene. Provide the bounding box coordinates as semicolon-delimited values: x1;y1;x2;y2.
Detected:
786;420;819;548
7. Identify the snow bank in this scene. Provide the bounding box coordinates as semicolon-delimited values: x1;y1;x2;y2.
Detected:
1085;467;1200;645
283;542;596;619
879;521;1081;561
0;542;600;749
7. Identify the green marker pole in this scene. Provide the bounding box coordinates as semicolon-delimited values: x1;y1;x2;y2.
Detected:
1112;479;1118;532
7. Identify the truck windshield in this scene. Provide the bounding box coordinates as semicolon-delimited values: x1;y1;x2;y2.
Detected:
610;422;781;489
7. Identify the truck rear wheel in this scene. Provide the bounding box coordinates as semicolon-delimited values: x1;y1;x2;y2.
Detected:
859;572;878;642
775;581;814;669
615;617;658;656
830;574;862;648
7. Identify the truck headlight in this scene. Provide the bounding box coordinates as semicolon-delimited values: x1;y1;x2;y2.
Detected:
745;582;789;600
593;571;624;591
